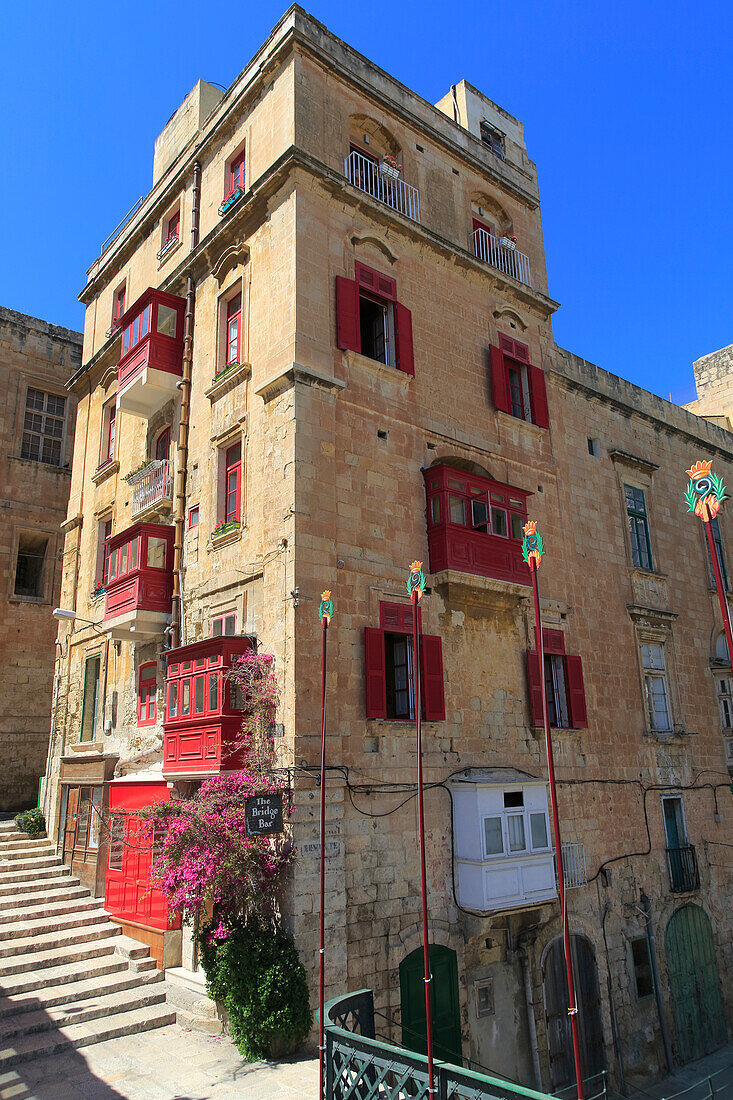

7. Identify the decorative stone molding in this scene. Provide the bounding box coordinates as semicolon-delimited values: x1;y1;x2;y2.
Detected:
211;244;250;286
348;230;399;264
630;568;669;611
255;362;346;404
205;362;251;401
92;460;119;485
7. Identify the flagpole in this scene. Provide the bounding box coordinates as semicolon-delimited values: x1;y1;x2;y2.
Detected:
522;524;585;1100
407;561;435;1097
317;590;333;1100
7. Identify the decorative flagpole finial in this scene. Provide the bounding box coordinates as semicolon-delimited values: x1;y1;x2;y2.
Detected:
407;561;426;601
522;520;545;569
318;590;334;625
684;459;726;522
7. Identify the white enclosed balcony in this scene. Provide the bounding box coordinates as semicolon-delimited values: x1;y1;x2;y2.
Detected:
344;150;421;224
128;460;173;521
473;227;532;288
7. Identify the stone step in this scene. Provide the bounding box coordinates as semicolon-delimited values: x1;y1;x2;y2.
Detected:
0;1004;177;1069
0;921;119;961
0;907;110;941
0;841;54;856
0;895;100;926
0;881;85;910
0;935;118;977
0;952;131;997
0;864;71;889
0;853;63;873
0;965;162;1019
0;985;168;1041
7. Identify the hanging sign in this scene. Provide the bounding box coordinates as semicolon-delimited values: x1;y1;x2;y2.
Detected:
245;792;284;836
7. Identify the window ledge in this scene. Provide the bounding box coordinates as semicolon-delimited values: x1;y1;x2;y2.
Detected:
643;728;697;740
205;362;251;400
9;455;71;475
496;410;547;435
367;718;443;726
8;593;50;605
343;349;412;384
157;235;181;265
71;741;103;753
92;460;119;486
209;523;243;550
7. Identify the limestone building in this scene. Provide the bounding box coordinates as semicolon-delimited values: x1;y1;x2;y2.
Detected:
0;307;81;810
47;8;732;1090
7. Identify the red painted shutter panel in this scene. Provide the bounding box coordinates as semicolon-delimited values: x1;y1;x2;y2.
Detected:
336;277;360;352
395;302;415;377
529;365;550;429
364;628;387;719
526;650;544;726
542;628;565;655
421;635;445;721
490;345;511;414
566;656;588;728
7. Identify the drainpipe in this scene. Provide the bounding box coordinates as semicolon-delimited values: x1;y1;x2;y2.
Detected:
517;941;542;1091
170;161;200;650
601;902;627;1095
640;892;674;1075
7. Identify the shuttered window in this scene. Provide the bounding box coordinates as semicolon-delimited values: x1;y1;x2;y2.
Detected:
526;630;587;728
364;602;445;721
336;263;414;376
489;334;549;429
138;663;157;727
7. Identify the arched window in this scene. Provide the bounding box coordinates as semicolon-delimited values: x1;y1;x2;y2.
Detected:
715;631;730;664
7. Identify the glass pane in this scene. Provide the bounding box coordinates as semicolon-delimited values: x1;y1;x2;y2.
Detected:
211;619;223;637
109;551;117;580
530;812;548;849
120;543;128;574
157;304;177;338
503;790;523;808
147;536;167;568
195;658;206;668
511;514;524;540
109;815;124;870
449;496;466;524
491;508;508;537
483;817;503;856
169;682;178;718
472;499;489;533
141;306;150;337
209;675;218;712
507;815;526;852
430;496;440;524
88;788;102;851
194;676;205;713
224;614;236;636
129;537;138;570
181;680;190;716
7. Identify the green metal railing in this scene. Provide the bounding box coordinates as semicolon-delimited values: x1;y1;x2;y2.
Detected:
323;989;558;1100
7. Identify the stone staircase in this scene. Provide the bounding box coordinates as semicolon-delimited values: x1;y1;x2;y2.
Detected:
0;819;176;1069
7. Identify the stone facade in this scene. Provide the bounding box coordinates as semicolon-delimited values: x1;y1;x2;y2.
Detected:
47;7;731;1093
685;342;733;432
0;307;81;811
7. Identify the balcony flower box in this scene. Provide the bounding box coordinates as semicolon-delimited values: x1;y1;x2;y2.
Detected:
213;361;241;385
156;234;180;262
499;236;517;251
379;157;401;180
124;459;156;485
212;520;240;540
218;187;245;217
91;584;106;601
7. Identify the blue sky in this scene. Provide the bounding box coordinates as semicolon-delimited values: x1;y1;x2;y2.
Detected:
3;0;730;401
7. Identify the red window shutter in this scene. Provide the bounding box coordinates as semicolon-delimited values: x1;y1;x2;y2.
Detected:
336;277;360;352
529;365;550;429
499;333;529;363
380;602;416;632
542;628;565;655
395;303;415;377
364;628;387;719
490;345;511;414
566;656;588;728
356;262;396;301
526;650;544;726
421;635;445;721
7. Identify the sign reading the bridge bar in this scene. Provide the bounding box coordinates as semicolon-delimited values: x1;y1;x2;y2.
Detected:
245;792;284;836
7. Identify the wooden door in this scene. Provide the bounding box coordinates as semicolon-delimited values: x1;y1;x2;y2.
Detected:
400;944;463;1066
62;787;80;865
665;905;726;1063
543;935;606;1090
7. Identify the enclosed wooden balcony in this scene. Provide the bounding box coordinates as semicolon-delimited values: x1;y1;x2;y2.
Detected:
163;636;255;778
102;522;174;640
116;289;185;419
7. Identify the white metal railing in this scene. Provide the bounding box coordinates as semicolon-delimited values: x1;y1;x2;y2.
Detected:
131;460;173;517
561;842;587;889
473;227;532;287
344;150;421;224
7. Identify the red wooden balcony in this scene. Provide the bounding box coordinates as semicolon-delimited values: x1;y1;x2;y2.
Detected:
116;289;185;419
423;465;532;587
163;635;255;778
103;522;174;639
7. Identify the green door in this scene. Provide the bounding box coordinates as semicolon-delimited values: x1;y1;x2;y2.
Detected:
399;945;462;1065
665;905;727;1063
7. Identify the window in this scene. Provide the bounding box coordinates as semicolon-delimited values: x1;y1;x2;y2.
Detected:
113;283;126;326
489;334;549;429
14;534;48;598
147;536;167;569
108;814;124;871
96;518;112;585
224;443;241;524
188;506;199;529
211;612;237;637
228;150;245;196
138;663;157;726
587;437;600;457
20;388;66;466
707;517;729;590
475;980;494;1017
625;485;653;570
526;629;587;728
156;304;177;339
715;631;730;665
106;532;141;584
717;677;733;731
630;938;653;999
641;642;671;731
336;263;414;376
100;400;116;466
155;427;170;462
225;294;242;368
166;210;180;243
481;790;551;859
364;602;445;721
80;655;101;742
480;121;504;158
121;303;151;356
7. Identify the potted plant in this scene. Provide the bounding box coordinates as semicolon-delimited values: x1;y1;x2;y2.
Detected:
379;154;402;180
499;234;517;251
91;582;106;600
212;519;240;539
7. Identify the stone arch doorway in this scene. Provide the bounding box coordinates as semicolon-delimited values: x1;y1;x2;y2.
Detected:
542;935;606;1090
399;944;462;1065
665;904;726;1063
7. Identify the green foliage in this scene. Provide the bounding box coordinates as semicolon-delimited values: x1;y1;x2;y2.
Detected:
684;481;698;513
199;919;312;1061
15;808;46;839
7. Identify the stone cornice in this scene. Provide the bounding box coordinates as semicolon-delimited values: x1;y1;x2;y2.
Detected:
608;449;660;475
255;361;346;403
